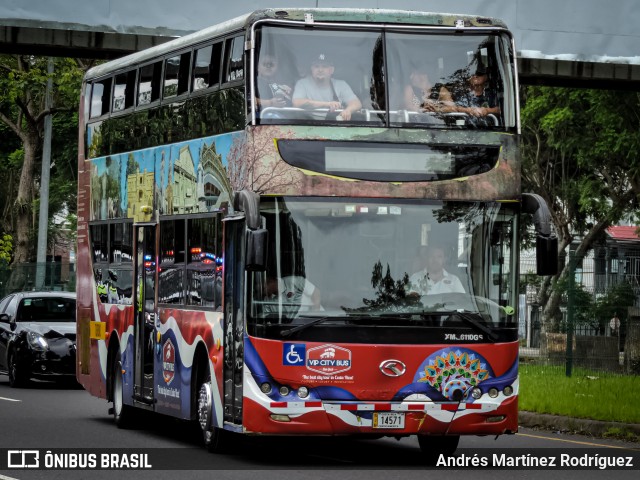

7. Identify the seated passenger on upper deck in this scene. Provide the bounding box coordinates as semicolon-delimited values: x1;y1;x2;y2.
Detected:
255;53;293;109
402;63;454;113
450;65;501;124
292;52;362;121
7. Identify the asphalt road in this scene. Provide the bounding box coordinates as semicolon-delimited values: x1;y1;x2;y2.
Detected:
0;374;638;480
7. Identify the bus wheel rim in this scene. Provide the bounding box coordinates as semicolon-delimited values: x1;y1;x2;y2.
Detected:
114;367;123;415
198;382;213;434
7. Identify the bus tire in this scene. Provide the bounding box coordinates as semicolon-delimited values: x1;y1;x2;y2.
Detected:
197;374;225;452
112;351;134;428
417;434;460;460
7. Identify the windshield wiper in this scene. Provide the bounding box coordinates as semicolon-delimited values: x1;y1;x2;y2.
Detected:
280;316;334;338
280;314;375;337
444;310;498;341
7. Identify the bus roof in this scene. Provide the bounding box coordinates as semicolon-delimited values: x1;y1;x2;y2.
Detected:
85;8;507;81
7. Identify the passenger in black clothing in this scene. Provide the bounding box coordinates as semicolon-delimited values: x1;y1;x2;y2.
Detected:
255;53;292;109
452;67;501;123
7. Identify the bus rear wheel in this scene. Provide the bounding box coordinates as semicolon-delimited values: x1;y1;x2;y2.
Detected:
112;351;134;428
197;375;225;452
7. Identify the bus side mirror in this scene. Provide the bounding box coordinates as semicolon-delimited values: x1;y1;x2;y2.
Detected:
246;228;267;271
536;235;558;276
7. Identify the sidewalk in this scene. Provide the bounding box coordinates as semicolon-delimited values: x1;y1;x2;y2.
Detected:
519;411;640;439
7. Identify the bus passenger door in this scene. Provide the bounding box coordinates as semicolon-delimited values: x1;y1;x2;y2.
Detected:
133;224;157;403
223;219;245;425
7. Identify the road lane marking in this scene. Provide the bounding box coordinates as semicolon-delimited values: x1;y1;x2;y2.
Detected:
0;474;20;480
517;432;640;451
0;396;21;402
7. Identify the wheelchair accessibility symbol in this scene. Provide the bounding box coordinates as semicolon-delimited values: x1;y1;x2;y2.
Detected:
283;343;305;366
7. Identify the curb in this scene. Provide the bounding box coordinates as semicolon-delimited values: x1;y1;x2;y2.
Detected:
519;411;640;439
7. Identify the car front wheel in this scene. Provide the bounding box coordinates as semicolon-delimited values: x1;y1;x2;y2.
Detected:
8;350;28;388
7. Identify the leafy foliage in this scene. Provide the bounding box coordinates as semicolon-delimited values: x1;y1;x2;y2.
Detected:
0;234;12;264
520;87;640;331
0;55;86;264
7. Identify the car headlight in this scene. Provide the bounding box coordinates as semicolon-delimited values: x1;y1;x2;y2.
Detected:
27;332;49;351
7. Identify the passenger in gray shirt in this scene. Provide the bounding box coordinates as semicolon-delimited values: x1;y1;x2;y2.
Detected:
292;52;362;120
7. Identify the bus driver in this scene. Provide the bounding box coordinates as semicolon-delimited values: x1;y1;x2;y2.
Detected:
407;245;465;297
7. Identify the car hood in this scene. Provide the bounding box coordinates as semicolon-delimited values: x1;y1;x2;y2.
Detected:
21;322;76;338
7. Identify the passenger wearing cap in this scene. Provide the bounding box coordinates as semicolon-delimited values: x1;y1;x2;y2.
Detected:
292;52;362;120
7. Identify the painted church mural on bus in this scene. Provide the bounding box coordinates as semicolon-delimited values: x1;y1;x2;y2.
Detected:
89;132;241;222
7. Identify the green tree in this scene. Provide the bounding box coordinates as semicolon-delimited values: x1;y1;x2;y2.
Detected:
0;234;12;265
0;55;89;272
520;87;640;332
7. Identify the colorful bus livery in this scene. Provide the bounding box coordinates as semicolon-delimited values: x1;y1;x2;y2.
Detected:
242;341;519;437
76;8;557;457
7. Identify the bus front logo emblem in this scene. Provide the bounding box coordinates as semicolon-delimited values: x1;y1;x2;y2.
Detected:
306;344;352;375
163;338;176;384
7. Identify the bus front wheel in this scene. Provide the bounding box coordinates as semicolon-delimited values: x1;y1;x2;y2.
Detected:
417;434;460;460
197;375;225;452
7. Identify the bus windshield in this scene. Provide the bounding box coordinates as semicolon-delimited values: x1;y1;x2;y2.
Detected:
248;198;517;339
253;25;516;129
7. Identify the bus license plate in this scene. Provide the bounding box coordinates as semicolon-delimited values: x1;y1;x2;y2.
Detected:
373;412;405;429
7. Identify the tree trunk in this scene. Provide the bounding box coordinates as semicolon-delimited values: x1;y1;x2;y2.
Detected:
13;130;39;254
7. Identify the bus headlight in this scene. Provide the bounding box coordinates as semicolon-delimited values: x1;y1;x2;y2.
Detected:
488;388;499;398
471;387;482;399
297;386;309;399
503;385;514;396
279;386;290;396
260;382;272;394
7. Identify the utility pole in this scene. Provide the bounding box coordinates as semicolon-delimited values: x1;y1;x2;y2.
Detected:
565;245;576;377
35;58;53;289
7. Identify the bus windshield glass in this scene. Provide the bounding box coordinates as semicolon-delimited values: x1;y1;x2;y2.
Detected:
248;198;517;338
253;25;516;129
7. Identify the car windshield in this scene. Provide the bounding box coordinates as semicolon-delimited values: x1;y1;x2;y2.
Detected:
17;297;76;322
253;25;516;129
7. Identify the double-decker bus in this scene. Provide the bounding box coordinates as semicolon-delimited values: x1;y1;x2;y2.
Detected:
76;8;557;456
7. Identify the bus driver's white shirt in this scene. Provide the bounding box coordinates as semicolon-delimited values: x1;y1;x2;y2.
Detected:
408;269;465;296
276;276;320;310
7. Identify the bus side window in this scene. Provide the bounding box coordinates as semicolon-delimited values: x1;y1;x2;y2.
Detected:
186;216;222;308
113;70;136;112
191;42;222;92
138;61;162;106
193;42;223;92
223;36;244;83
90;77;112;119
164;51;191;99
158;219;186;305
